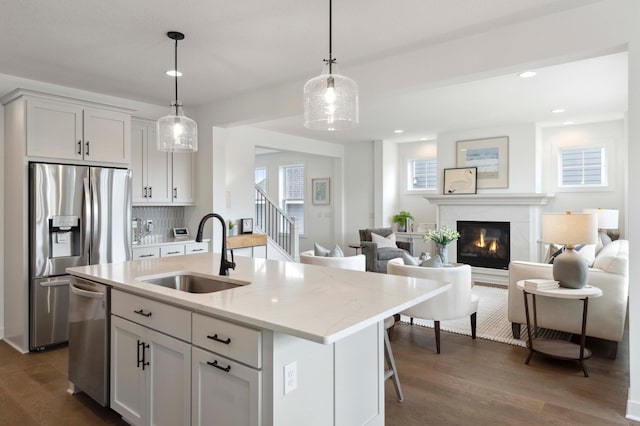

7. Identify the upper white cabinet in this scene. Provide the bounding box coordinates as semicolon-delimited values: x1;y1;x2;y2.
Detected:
131;118;196;206
131;120;171;203
26;96;130;165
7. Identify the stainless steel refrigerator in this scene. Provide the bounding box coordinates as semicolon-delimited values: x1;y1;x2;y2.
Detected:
29;162;131;351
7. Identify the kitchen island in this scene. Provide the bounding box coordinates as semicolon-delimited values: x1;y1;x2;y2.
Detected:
68;252;451;426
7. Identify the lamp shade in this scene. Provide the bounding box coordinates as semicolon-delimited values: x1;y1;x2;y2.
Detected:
303;63;359;131
157;103;198;152
582;208;618;229
541;213;597;246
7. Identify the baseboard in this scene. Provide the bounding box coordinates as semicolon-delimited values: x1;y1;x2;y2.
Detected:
627;392;640;421
471;266;508;287
0;336;29;354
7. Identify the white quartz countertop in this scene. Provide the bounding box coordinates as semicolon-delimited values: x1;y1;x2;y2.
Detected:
67;253;451;344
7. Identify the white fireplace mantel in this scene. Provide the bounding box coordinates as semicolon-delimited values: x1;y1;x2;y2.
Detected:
424;193;554;206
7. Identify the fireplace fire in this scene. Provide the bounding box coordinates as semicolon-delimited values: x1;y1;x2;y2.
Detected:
456;221;510;269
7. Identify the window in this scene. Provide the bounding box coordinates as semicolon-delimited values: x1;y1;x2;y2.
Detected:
280;164;304;233
558;146;607;187
407;158;437;191
255;166;267;191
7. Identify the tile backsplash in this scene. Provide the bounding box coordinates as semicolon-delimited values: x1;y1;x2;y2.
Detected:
133;206;185;240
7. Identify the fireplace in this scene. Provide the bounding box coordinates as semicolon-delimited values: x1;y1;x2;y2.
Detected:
457;221;510;269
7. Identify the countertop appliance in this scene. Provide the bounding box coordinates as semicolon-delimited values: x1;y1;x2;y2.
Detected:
29;163;131;351
68;277;110;406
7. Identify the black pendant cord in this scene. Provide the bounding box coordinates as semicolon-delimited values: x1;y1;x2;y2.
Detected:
174;36;179;116
323;0;336;75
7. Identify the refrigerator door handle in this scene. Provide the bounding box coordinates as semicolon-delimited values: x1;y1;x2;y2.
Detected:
70;282;105;299
83;176;92;261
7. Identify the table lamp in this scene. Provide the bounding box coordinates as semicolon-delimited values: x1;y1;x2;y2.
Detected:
582;208;618;247
541;212;597;289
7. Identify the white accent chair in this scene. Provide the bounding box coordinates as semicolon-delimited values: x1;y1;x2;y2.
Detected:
387;258;479;354
299;250;366;270
299;249;403;401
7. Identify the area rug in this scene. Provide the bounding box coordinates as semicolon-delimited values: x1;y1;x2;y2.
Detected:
400;284;570;347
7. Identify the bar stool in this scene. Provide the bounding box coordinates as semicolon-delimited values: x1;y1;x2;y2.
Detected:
384;316;404;402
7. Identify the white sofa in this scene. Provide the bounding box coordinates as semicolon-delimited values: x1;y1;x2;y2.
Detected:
299;250;366;271
508;239;629;357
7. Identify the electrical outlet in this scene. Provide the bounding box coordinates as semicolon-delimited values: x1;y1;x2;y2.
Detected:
147;220;153;233
284;361;297;395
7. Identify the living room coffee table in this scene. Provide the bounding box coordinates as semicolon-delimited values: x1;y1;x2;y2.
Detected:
517;280;602;377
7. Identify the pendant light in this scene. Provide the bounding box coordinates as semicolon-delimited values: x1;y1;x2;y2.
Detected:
303;0;358;131
157;31;198;152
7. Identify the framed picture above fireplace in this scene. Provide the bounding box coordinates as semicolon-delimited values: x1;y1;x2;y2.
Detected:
443;167;477;195
456;136;509;189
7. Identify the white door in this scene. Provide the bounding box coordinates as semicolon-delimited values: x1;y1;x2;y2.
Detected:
111;316;146;426
146;328;191;426
172;152;195;204
26;98;83;160
83;108;130;164
145;125;172;203
191;346;261;426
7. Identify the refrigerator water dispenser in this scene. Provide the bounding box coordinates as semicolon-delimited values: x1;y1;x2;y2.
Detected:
49;215;80;258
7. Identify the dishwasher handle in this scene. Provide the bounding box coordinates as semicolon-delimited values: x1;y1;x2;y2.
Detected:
39;279;71;288
70;282;105;299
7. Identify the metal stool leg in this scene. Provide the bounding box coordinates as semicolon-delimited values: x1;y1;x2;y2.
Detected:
384;326;404;402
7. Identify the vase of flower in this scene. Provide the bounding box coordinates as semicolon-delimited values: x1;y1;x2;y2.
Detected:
424;226;461;266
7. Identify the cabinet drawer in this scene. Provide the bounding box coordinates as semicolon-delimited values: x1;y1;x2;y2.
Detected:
161;244;185;257
185;242;209;255
133;246;160;260
112;289;191;342
193;313;262;368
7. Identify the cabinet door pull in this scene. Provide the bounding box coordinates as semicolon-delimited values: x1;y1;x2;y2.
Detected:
167;251;180;255
139;254;155;258
143;187;148;198
137;340;144;368
148;186;152;198
142;343;150;370
207;360;231;373
134;309;152;317
173;187;178;198
207;334;231;344
77;140;82;155
85;141;90;156
191;248;204;252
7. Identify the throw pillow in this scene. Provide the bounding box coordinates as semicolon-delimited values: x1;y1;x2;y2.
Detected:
420;256;443;268
546;244;563;264
327;245;344;257
577;244;596;267
314;242;331;256
401;251;421;266
371;232;396;248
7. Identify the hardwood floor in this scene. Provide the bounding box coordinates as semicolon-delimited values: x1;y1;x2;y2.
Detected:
0;324;636;425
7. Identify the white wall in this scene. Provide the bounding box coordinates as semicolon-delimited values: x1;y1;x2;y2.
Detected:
256;151;338;252
397;140;439;228
539;120;626;234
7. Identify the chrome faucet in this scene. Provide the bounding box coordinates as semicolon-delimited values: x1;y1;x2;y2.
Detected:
195;213;236;276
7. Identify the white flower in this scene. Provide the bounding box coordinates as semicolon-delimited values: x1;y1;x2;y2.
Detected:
424;226;460;245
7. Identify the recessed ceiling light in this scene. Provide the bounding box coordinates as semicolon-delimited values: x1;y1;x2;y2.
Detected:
165;70;183;77
518;71;536;78
394;129;404;134
551;108;566;113
563;121;575;125
420;137;428;141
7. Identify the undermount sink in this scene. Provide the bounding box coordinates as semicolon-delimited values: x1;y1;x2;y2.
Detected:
137;272;248;293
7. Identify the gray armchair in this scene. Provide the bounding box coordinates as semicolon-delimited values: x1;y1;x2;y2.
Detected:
359;228;413;273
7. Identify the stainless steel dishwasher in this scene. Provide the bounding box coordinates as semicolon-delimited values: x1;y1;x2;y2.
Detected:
68;276;110;407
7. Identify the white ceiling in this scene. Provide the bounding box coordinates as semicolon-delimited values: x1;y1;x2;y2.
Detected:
0;0;626;144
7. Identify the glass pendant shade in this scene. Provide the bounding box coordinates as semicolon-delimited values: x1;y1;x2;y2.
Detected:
304;63;359;131
157;102;198;152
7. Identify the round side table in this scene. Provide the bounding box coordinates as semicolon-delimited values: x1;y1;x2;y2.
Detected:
517;280;602;377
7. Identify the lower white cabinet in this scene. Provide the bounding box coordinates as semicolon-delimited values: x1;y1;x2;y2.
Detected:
111;315;191;426
192;346;261;426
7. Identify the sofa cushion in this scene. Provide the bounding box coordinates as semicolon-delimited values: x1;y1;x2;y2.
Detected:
327;245;344;257
593;240;628;274
371;232;397;248
377;247;406;260
421;256;443;267
314;243;344;257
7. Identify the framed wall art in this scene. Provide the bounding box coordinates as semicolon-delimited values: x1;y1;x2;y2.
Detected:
312;178;330;205
456;136;509;189
443;167;477;195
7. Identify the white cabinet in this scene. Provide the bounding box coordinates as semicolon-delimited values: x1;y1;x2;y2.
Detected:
192;346;261;426
133;246;160;260
26;97;130;164
131;118;195;206
131;120;171;203
160;244;185;257
192;314;262;426
185;242;209;255
133;242;208;260
111;291;191;426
